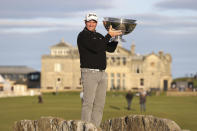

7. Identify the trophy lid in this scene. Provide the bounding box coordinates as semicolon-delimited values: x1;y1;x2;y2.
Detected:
103;17;136;24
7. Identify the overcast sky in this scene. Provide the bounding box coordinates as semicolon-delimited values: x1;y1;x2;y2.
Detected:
0;0;197;78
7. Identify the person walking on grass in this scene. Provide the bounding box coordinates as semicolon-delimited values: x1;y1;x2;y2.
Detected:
126;90;134;110
38;92;43;104
139;90;147;112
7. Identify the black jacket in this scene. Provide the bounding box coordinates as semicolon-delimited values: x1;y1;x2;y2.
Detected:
77;27;118;70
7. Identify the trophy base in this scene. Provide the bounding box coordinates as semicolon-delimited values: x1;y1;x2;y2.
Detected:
111;35;126;42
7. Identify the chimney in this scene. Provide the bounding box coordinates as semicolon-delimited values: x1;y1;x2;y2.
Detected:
131;42;135;55
159;51;163;56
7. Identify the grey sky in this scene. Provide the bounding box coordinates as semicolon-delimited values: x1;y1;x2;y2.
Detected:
0;0;114;18
155;0;197;11
0;0;197;78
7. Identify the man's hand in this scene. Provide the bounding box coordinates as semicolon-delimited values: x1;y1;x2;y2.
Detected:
108;25;122;37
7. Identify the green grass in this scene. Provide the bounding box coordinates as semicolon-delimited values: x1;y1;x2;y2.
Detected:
0;91;197;131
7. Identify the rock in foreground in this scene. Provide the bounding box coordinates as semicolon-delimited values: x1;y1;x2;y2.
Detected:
13;116;98;131
13;115;184;131
101;115;182;131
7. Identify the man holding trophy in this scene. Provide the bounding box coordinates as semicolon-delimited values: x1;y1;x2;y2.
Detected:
77;12;136;128
77;12;122;127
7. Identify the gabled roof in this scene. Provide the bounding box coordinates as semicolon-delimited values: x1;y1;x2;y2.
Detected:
131;54;145;61
145;51;166;60
145;52;158;58
0;66;37;74
51;39;72;48
108;45;131;56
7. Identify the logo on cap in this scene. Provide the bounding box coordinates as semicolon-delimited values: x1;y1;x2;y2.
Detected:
85;13;98;22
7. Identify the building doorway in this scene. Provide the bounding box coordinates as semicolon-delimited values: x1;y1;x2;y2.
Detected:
163;80;168;91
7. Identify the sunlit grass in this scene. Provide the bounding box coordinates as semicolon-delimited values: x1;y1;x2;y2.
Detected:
0;91;196;131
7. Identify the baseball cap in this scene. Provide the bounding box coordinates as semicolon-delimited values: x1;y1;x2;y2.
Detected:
85;13;98;22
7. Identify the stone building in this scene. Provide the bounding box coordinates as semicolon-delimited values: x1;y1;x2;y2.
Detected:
41;39;172;92
41;39;80;92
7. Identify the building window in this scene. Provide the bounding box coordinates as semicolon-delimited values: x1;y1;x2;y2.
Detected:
54;63;61;72
58;50;62;55
111;57;115;63
137;67;140;73
122;73;126;89
123;73;125;77
117;73;121;89
47;87;53;89
111;73;115;89
111;73;114;77
63;49;68;55
151;62;155;67
64;87;71;89
53;50;57;55
111;79;115;89
123;57;126;65
117;57;120;65
0;87;3;91
122;79;125;89
79;77;81;85
31;74;39;80
140;78;144;86
57;78;61;82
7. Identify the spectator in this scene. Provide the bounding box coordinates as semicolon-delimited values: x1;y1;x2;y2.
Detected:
125;90;134;110
139;90;146;112
38;93;43;104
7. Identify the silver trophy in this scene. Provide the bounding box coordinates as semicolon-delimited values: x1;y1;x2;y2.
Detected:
103;17;137;42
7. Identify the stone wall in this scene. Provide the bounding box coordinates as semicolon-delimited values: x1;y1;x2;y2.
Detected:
101;115;182;131
13;115;185;131
13;117;97;131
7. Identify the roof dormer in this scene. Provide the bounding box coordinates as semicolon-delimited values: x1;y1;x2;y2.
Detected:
50;38;72;56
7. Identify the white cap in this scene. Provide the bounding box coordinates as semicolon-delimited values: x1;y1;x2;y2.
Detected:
85;13;98;22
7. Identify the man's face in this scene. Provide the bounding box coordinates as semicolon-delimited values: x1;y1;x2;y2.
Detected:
85;20;97;32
